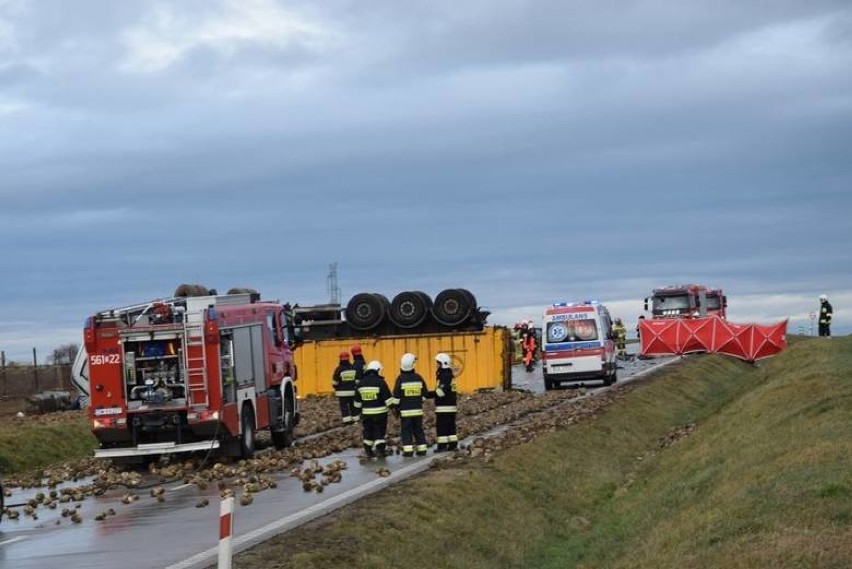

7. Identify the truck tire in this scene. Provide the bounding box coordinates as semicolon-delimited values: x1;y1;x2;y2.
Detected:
432;288;475;326
544;376;554;391
390;291;432;329
226;287;258;295
271;392;295;450
346;293;389;330
239;406;256;459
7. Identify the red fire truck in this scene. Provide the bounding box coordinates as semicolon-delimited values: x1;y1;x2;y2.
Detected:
83;291;300;460
643;284;727;320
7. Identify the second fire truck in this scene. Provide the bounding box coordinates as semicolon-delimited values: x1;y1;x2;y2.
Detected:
644;284;727;320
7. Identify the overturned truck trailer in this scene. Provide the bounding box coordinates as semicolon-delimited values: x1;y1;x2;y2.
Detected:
294;288;511;394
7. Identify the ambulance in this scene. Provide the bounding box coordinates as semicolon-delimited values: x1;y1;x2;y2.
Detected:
541;301;617;390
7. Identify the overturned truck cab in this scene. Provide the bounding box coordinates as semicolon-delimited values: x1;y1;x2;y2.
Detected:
84;291;300;461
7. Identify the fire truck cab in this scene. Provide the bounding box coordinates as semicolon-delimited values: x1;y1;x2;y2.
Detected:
84;291;300;460
644;284;727;320
541;301;617;390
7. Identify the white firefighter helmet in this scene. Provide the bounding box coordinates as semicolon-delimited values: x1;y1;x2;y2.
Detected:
366;360;383;374
400;353;416;372
435;353;452;369
819;294;828;302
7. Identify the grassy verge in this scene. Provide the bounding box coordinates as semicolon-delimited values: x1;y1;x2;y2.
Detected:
0;411;97;475
234;337;852;569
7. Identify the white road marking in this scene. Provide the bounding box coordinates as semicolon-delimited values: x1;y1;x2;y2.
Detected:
0;536;28;547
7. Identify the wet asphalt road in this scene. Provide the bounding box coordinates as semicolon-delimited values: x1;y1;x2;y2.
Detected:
0;345;675;569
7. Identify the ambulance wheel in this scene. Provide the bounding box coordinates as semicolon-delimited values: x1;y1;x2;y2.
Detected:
239;406;256;459
271;393;295;449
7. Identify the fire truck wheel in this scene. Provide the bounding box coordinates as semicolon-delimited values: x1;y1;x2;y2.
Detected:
271;393;295;449
239;406;256;459
543;376;554;391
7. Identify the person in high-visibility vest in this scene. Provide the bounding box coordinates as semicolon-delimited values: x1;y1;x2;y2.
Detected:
331;351;358;424
392;353;432;457
522;331;537;372
353;360;395;458
433;353;458;452
613;318;627;358
818;294;833;337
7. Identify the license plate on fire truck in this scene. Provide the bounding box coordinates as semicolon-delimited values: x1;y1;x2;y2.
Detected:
93;407;122;416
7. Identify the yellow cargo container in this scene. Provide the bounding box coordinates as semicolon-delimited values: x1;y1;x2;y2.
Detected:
294;326;511;396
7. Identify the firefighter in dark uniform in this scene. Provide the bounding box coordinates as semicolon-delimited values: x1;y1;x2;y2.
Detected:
819;294;833;337
353;360;395;458
351;344;366;381
331;350;358;424
392;353;432;457
433;353;458;452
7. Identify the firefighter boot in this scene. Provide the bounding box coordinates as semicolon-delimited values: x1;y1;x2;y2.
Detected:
363;443;375;458
375;442;387;458
447;441;458;452
435;443;447;453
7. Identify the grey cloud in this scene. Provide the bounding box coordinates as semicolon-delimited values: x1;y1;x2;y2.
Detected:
1;1;851;361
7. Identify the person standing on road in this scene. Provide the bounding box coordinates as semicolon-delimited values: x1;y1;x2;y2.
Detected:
392;353;432;457
613;318;627;358
351;344;367;381
522;330;537;372
353;360;395;458
819;294;833;337
331;351;358;425
433;353;458;452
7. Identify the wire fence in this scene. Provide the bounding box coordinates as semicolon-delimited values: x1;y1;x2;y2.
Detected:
0;364;75;411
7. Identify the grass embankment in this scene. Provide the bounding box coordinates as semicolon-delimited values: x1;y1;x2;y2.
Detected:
235;337;852;569
0;412;96;475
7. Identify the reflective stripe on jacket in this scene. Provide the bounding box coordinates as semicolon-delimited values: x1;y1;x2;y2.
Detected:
354;371;394;415
434;367;457;414
393;371;431;417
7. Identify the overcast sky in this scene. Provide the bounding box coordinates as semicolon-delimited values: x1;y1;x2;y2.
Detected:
1;0;850;362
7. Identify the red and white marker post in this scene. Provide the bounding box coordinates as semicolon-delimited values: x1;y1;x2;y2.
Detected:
218;496;235;569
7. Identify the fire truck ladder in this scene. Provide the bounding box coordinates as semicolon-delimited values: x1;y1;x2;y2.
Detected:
183;314;209;408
